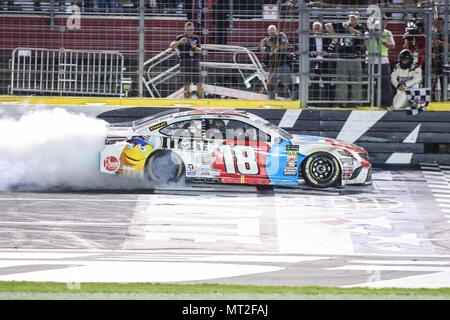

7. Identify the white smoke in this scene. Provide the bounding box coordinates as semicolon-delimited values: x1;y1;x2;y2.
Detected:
0;108;150;191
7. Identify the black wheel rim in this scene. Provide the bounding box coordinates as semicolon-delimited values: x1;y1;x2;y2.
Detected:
309;157;335;182
148;153;183;183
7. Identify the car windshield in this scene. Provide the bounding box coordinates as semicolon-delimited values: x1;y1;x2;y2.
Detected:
260;120;292;140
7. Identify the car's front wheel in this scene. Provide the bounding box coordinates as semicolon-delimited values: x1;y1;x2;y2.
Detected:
145;150;185;185
301;152;341;188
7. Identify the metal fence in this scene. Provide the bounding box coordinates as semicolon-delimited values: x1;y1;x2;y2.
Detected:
10;47;124;95
0;1;448;106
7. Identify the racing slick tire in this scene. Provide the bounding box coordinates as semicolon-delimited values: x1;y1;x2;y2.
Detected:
301;152;341;188
145;150;185;185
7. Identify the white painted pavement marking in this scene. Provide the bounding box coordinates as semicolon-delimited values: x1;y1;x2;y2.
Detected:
0;198;144;202
431;193;450;198
124;194;263;246
274;198;354;255
333;261;450;288
429;184;450;189
0;260;283;283
345;216;409;230
278;109;302;128
367;233;441;247
348;259;450;266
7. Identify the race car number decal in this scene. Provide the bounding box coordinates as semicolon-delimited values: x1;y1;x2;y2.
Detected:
219;144;259;175
212;140;271;185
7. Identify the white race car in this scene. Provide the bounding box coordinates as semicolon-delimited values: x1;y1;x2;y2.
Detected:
100;109;371;188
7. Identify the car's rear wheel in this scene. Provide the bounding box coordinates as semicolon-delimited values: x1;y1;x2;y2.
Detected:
301;152;341;188
145;150;185;185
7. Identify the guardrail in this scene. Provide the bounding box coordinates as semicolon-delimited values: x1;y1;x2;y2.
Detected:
10;47;125;96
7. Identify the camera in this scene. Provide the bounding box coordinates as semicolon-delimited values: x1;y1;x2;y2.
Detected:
444;64;450;74
403;18;424;42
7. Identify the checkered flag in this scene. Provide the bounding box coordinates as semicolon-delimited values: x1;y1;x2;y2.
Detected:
405;88;430;115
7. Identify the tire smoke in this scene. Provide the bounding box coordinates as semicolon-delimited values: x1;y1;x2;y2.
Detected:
0;108;149;191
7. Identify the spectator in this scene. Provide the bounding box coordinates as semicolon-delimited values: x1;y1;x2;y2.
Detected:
391;49;422;110
364;17;396;108
259;25;296;100
325;13;366;107
309;21;334;102
170;21;204;99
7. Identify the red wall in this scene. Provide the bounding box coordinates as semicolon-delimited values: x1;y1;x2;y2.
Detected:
0;15;406;61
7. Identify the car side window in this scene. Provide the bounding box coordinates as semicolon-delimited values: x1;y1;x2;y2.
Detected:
159;120;202;138
224;120;270;142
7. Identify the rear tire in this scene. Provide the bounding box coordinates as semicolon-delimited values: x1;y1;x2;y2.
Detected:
301;152;341;188
145;150;185;185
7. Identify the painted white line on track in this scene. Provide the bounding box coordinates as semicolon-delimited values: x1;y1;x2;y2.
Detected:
429;184;450;189
435;198;450;203
0;221;130;227
348;260;450;266
432;189;450;193
432;193;450;198
0;198;140;202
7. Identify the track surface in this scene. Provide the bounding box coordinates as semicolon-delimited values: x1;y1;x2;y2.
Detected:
1;165;450;288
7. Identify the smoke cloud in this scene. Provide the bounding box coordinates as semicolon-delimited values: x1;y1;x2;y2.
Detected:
0;108;151;191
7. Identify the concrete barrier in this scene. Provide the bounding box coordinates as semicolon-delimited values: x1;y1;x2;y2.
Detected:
97;106;450;166
1;96;449;166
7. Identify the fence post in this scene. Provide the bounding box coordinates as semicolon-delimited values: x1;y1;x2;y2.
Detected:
444;0;449;101
138;0;145;98
425;9;433;89
298;0;309;108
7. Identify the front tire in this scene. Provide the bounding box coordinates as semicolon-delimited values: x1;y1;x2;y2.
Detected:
301;152;341;188
145;150;185;185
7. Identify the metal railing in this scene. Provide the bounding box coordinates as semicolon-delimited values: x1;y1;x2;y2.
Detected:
10;47;125;96
143;44;269;99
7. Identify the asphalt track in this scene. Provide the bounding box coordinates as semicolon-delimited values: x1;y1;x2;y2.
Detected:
1;165;450;288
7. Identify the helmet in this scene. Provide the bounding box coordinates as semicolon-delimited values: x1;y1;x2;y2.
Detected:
398;49;413;69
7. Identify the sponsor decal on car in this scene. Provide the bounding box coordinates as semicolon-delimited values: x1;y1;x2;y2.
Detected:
149;121;167;131
283;167;298;176
104;156;120;172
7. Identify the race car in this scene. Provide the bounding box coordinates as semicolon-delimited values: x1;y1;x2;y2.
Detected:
100;109;371;188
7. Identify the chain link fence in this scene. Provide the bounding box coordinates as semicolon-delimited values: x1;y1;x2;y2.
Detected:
0;1;448;106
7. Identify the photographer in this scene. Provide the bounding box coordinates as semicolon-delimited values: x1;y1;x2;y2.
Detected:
170;21;204;99
403;19;425;67
259;25;297;100
391;49;423;110
325;13;367;107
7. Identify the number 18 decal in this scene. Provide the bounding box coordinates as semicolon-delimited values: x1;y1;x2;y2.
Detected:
219;144;259;175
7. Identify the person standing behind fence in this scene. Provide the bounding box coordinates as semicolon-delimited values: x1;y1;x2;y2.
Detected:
325;13;366;107
259;25;297;100
364;17;396;108
309;21;334;103
170;21;204;99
